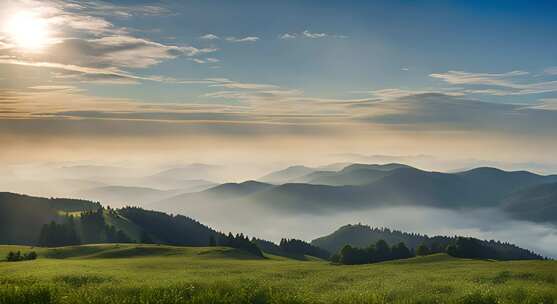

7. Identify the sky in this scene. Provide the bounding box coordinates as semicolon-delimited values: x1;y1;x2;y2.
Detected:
1;0;557;169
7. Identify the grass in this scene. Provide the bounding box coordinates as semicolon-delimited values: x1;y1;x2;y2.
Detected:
0;244;556;304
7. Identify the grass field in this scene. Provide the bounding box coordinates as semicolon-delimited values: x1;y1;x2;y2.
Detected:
0;244;556;304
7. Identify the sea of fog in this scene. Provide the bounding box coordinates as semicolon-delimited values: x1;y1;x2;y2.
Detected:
174;205;557;259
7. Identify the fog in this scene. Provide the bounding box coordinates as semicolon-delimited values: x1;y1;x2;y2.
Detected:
182;206;557;259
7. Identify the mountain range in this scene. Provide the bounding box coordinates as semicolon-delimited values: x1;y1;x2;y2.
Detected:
155;163;557;225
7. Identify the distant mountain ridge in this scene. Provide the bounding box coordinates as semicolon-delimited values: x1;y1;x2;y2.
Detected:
502;182;557;224
157;163;557;225
259;165;317;184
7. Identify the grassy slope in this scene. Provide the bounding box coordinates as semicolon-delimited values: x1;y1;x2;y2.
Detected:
0;244;556;304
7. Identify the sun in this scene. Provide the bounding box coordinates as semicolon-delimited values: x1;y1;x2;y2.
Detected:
4;11;51;51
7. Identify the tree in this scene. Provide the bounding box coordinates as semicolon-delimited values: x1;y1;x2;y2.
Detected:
337;240;414;265
80;209;106;243
446;244;458;257
392;242;413;259
279;238;330;259
416;244;430;256
38;219;80;247
209;235;216;246
446;237;497;259
375;240;391;261
6;251;16;262
24;251;37;260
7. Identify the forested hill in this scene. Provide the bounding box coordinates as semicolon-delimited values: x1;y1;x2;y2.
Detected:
0;192;263;258
312;224;544;260
0;192;229;247
0;192;101;245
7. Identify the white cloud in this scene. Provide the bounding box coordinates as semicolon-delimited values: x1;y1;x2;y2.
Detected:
225;36;259;43
206;58;220;63
200;34;219;40
302;30;327;39
279;33;296;40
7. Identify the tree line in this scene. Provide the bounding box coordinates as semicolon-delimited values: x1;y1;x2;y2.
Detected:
313;224;544;261
217;233;263;257
332;240;413;265
279;238;330;259
6;251;37;262
330;236;545;265
37;209;132;247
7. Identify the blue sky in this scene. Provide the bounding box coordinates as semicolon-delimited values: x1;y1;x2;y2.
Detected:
0;0;556;165
82;0;557;104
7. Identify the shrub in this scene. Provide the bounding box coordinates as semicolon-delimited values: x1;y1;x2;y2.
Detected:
5;251;37;262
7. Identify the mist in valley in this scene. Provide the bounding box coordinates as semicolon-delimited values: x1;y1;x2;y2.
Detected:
2;158;557;258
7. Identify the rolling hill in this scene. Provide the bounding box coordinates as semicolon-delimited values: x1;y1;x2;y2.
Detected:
0;192;101;245
311;224;544;260
2;242;556;304
0;192;222;247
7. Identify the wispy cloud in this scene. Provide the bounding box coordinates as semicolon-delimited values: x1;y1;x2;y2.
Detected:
526;98;557;110
279;30;347;40
0;58;188;85
60;1;172;18
225;36;259;43
0;0;217;85
56;36;217;68
358;88;464;100
208;78;279;90
545;67;557;75
430;70;529;86
430;70;557;95
28;85;83;93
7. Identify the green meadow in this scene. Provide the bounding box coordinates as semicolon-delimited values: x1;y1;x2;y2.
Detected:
0;244;555;304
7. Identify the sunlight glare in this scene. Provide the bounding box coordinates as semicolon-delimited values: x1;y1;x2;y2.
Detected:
4;11;50;51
